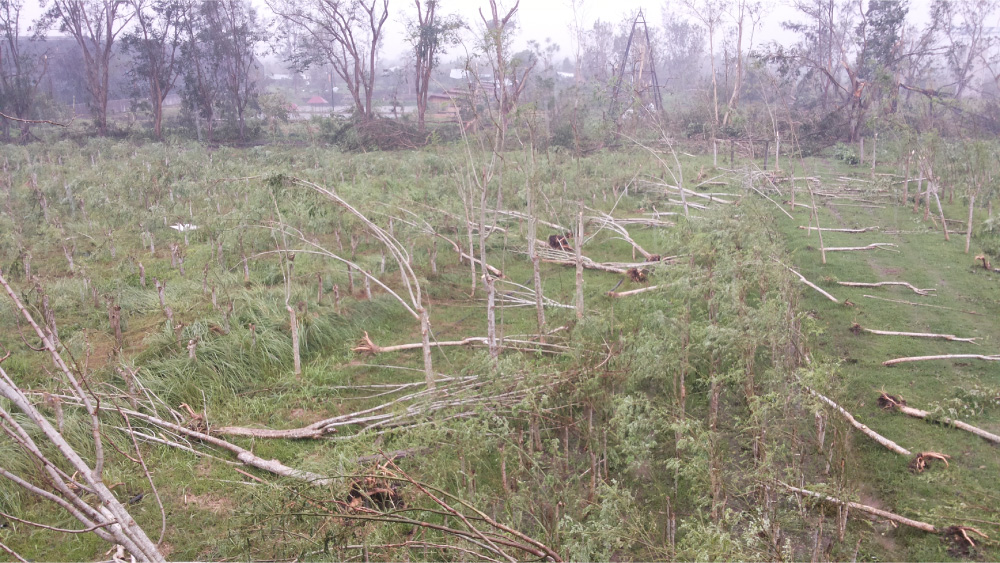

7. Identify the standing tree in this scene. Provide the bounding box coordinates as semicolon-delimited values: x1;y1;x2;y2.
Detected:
201;0;263;141
408;0;463;130
38;0;131;135
849;0;908;139
659;8;705;87
179;0;220;141
679;0;726;125
937;0;1000;98
268;0;389;121
121;0;188;139
479;0;535;129
0;0;48;142
721;0;763;126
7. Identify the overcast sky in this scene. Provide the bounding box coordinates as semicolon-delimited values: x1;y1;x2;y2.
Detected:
336;0;944;66
26;0;954;66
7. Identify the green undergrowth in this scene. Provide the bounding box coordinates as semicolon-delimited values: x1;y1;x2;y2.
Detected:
0;138;995;561
774;158;1000;561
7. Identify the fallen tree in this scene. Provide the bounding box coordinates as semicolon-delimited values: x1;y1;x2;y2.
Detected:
805;386;911;456
836;281;935;296
782;483;988;549
0;270;166;562
781;262;840;303
781;482;937;532
878;393;1000;445
607;285;661;298
823;243;898;252
883;354;1000;366
351;331;569;356
798;226;880;233
850;324;977;343
861;295;982;315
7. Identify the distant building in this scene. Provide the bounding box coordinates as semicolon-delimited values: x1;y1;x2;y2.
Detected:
425;89;469;124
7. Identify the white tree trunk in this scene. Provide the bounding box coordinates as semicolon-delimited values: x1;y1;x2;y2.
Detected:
420;307;435;389
288;305;301;375
575;207;585;319
966;193;975;253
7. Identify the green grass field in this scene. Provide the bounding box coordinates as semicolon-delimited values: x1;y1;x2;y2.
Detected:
0;137;997;561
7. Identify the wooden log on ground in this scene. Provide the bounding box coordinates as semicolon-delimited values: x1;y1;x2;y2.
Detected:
851;325;978;343
798;226;880;233
781;483;938;533
824;243;898;252
837;281;934;296
861;295;981;315
607;285;660;298
883;354;1000;366
352;331;568;355
805;386;912;456
878;393;1000;445
782;263;840;303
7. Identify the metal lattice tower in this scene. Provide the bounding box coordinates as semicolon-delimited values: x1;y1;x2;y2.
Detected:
609;9;664;120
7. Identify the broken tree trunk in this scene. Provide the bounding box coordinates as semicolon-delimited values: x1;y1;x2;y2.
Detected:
805;386;912;456
352;331;566;356
883;354;1000;366
798;226;880;233
808;184;826;263
852;325;978;343
823;243;898;252
879;393;1000;445
126;410;335;485
486;274;499;363
782;264;840;303
836;281;934;296
782;483;937;533
419;308;434;389
287;304;301;375
861;294;981;315
933;182;950;241
607;286;661;298
526;181;546;341
966;193;975;254
575;206;584;320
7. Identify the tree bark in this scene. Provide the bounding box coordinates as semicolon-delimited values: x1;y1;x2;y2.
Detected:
806;386;911;456
575;206;584;319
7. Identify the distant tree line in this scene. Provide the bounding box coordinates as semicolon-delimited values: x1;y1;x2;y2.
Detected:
0;0;263;141
0;0;998;145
